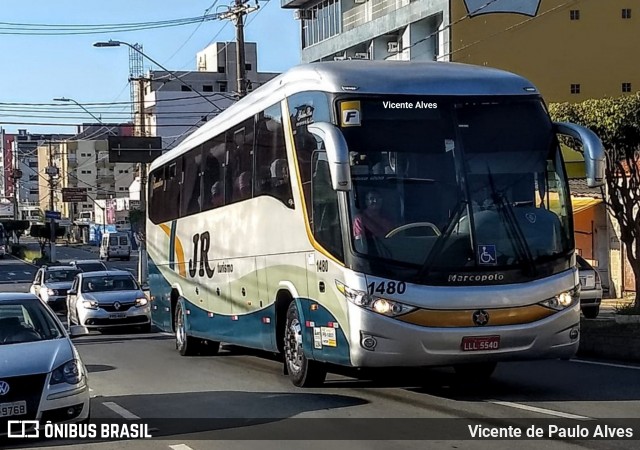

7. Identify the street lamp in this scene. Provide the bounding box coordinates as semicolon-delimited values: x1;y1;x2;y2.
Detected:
52;97;115;133
93;40;225;112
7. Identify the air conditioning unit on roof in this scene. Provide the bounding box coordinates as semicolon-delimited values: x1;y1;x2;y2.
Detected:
294;9;313;20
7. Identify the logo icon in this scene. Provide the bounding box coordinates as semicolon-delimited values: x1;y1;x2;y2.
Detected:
0;380;9;395
478;245;497;265
8;420;40;438
525;212;537;223
472;310;490;326
114;302;121;311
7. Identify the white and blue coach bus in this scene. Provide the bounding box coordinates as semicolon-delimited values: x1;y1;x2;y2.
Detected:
146;61;604;386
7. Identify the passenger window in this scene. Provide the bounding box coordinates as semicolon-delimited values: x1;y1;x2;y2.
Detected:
227;118;255;204
181;146;203;216
119;237;128;245
201;134;226;212
109;237;118;245
255;103;294;208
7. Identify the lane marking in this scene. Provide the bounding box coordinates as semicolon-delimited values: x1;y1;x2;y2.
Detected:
102;402;140;420
490;401;591;420
571;359;640;371
169;445;194;450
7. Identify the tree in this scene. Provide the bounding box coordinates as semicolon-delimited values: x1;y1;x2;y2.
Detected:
0;220;31;244
29;224;65;256
549;93;640;308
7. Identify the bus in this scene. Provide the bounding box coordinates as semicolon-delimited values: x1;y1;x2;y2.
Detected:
147;61;604;387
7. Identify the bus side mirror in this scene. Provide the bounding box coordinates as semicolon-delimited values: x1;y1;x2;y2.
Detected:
307;122;352;191
554;122;605;188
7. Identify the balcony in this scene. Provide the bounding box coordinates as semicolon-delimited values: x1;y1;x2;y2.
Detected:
343;0;410;32
96;151;113;168
96;171;114;183
67;153;77;167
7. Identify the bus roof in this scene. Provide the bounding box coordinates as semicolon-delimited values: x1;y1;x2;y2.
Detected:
152;61;539;169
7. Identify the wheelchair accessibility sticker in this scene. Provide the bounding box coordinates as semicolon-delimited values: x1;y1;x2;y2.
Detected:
478;245;497;265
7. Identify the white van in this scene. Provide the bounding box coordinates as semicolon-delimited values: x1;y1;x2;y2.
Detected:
100;232;131;261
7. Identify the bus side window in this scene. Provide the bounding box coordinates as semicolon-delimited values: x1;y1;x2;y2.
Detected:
181;146;203;217
255;103;294;208
312;151;344;261
227;118;255;205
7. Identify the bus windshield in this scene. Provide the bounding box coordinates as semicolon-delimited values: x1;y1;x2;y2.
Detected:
342;96;572;281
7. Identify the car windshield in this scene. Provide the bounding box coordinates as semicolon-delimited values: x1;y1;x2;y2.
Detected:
82;275;138;292
0;300;64;345
77;263;106;272
45;269;79;283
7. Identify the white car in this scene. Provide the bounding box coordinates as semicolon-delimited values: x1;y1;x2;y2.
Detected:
0;293;90;432
67;270;151;332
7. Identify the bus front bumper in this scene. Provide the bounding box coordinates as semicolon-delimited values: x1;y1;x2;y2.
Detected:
347;302;580;368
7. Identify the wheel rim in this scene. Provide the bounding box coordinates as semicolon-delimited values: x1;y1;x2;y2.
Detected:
285;317;303;374
176;308;185;350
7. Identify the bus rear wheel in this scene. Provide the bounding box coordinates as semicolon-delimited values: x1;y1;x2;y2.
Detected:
284;302;326;387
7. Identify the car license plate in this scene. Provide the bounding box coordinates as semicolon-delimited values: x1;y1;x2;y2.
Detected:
461;335;500;351
109;313;127;319
0;401;27;417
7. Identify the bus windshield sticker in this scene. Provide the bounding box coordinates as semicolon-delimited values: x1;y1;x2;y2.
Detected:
340;101;361;127
478;245;497;266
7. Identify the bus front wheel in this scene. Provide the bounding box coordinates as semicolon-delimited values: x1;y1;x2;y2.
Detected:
284;302;326;387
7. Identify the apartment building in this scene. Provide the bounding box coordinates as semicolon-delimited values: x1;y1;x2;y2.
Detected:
141;42;279;149
37;126;134;223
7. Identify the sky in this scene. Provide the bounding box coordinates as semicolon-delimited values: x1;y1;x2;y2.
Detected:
0;0;300;135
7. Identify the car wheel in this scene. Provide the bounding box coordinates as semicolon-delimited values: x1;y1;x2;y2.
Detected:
284;302;327;387
582;306;600;319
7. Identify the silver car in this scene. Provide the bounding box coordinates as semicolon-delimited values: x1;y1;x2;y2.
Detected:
29;266;81;315
577;255;603;319
67;270;151;332
0;293;89;431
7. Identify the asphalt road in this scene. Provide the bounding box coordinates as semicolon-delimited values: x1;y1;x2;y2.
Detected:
2;244;638;449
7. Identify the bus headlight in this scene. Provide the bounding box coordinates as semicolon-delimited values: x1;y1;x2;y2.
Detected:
539;288;579;311
336;281;415;317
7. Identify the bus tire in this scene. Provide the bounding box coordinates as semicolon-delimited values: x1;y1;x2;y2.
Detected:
175;302;199;356
454;362;497;382
284;302;326;387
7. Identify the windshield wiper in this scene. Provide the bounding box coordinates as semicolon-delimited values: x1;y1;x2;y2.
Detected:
415;200;468;282
486;170;537;276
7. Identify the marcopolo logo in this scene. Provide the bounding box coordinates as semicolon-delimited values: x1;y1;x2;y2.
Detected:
448;273;505;283
0;380;9;395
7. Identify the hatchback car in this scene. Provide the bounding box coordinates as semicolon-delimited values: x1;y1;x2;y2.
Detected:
67;270;150;331
0;293;89;431
69;259;108;273
29;266;80;315
577;255;603;319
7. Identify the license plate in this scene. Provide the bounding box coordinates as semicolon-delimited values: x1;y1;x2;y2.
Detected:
109;313;127;319
461;335;500;351
0;401;27;417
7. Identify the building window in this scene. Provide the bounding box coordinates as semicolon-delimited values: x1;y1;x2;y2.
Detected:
570;10;580;20
218;82;227;92
622;82;632;93
245;63;252;71
203;84;213;92
622;8;632;19
28;161;38;168
217;66;225;73
302;0;341;48
181;85;192;92
570;84;581;94
119;187;126;191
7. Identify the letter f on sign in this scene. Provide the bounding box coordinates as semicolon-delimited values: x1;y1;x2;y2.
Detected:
342;109;360;126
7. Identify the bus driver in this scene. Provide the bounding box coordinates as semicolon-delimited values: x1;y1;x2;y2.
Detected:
353;190;396;243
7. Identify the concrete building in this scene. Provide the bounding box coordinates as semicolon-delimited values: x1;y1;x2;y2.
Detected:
141;42;279;149
37;125;134;224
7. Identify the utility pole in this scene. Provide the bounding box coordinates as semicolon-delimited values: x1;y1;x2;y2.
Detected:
45;142;59;263
135;76;149;286
219;0;260;98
